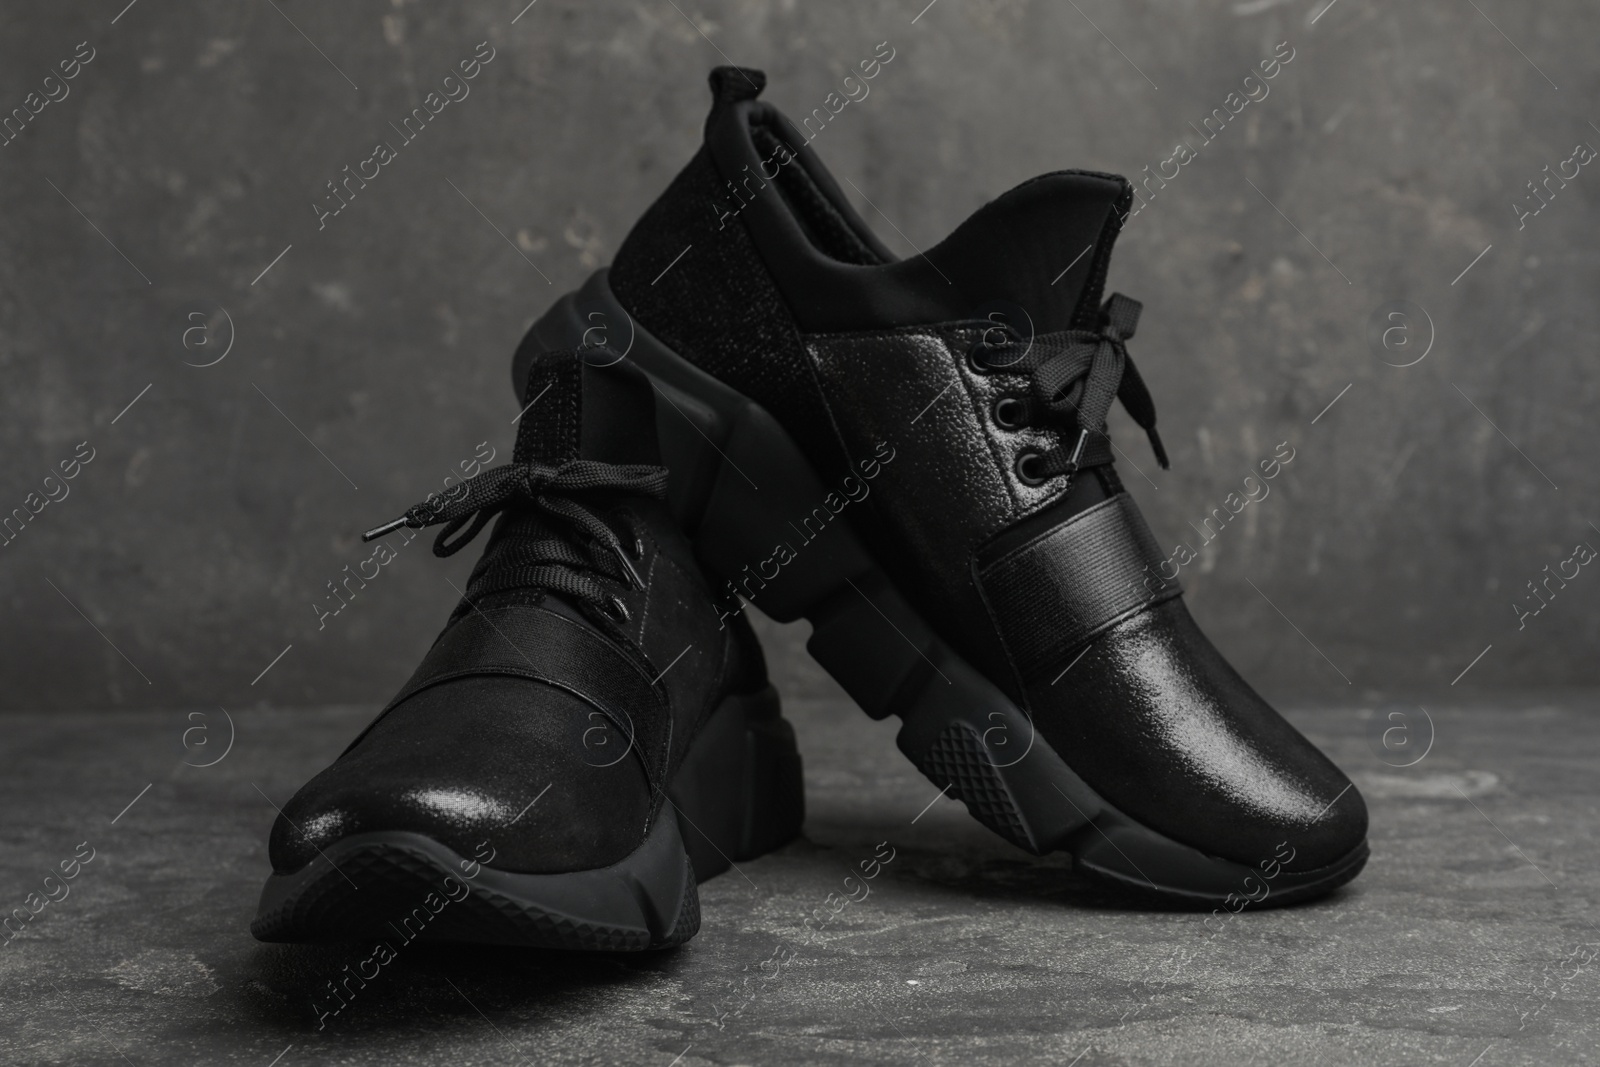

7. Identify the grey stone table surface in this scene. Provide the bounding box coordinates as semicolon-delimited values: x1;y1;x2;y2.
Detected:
2;692;1597;1066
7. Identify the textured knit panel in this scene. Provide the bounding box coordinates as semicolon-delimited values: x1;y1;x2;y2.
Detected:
608;147;848;476
513;354;582;464
977;493;1181;683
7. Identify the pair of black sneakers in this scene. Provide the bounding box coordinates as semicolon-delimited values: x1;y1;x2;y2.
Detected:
253;68;1367;952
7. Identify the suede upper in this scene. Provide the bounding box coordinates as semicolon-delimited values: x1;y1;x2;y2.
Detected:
269;351;768;875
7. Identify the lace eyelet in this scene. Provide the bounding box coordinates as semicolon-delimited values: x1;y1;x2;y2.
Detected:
627;535;645;561
1015;451;1048;486
992;397;1026;431
966;339;998;374
604;596;631;623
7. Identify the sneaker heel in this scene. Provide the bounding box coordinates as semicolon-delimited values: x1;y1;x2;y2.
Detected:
667;686;803;882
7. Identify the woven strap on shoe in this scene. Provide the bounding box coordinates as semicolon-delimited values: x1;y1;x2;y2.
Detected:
977;494;1180;684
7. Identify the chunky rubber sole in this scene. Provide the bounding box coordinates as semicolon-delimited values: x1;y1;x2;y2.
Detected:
251;686;803;949
517;271;1368;908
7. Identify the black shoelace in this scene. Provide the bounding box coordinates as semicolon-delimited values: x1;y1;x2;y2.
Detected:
363;458;670;621
968;293;1169;483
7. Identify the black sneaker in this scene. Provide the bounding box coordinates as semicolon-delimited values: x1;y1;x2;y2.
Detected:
252;347;804;950
514;68;1367;906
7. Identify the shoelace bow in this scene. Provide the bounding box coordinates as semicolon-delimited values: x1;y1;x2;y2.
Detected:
363;458;669;617
970;293;1169;481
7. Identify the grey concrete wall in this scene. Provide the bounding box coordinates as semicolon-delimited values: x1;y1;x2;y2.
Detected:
2;0;1595;711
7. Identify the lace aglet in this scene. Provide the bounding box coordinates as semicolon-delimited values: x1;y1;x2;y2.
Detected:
362;516;410;542
1147;427;1170;470
613;545;645;590
1066;428;1090;472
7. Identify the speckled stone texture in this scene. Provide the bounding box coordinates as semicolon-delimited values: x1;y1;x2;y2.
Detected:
3;687;1596;1065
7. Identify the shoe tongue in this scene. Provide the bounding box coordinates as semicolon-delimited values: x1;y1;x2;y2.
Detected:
928;172;1134;334
513;349;661;466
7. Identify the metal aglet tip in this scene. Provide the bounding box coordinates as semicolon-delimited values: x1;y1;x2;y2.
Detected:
1066;428;1091;471
612;543;645;590
362;516;411;542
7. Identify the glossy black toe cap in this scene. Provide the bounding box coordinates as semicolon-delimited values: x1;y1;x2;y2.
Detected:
268;675;652;875
1037;597;1367;870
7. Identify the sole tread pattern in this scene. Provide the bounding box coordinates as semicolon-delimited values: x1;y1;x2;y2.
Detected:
920;722;1036;852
